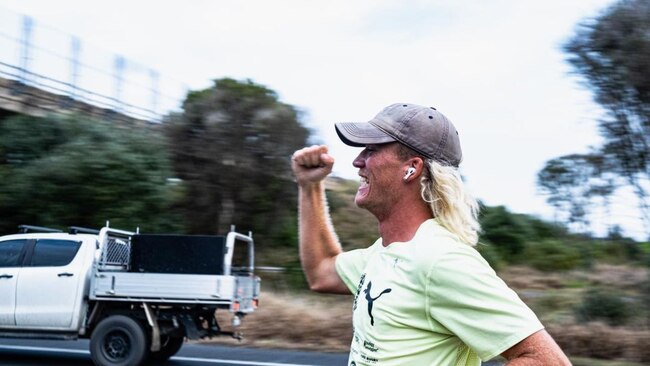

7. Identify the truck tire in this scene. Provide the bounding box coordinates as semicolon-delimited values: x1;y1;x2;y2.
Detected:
148;336;184;362
90;315;148;366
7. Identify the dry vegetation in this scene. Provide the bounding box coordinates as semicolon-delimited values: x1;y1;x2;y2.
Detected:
500;264;648;291
500;265;650;363
210;291;352;352
548;322;650;363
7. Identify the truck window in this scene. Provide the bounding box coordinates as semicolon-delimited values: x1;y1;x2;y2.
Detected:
231;238;251;274
29;239;81;267
0;239;26;267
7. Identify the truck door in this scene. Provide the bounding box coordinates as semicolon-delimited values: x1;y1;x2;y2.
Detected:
15;239;85;329
0;239;27;326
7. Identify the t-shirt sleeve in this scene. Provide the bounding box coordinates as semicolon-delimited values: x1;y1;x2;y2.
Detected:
335;247;371;293
425;247;544;361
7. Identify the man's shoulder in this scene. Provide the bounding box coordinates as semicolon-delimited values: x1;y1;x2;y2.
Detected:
413;220;475;252
338;238;383;261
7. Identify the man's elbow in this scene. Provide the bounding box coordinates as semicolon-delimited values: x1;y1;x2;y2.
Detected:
305;276;350;294
308;282;331;293
306;277;334;293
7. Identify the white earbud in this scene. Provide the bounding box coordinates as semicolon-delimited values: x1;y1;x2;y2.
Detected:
404;167;416;180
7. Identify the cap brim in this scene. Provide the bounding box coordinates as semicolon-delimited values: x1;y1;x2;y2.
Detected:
335;122;396;147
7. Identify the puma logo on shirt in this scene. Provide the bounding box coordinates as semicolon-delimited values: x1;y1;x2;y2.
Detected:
363;281;392;326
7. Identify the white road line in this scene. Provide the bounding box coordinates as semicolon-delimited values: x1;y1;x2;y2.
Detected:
0;345;320;366
0;345;88;354
173;356;319;366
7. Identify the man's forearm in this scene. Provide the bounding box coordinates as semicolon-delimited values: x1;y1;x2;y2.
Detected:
502;330;571;366
298;182;345;292
291;145;348;294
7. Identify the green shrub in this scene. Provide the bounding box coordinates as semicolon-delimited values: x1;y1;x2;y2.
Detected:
524;240;581;272
479;206;530;263
591;238;642;264
640;242;650;256
575;288;630;326
574;241;595;269
530;292;582;317
476;243;504;271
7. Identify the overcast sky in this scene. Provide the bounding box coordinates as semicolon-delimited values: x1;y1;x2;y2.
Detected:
4;0;644;238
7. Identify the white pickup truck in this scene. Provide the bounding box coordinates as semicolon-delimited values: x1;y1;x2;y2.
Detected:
0;223;260;366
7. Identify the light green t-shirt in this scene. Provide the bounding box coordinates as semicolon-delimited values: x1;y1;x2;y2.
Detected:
335;219;543;366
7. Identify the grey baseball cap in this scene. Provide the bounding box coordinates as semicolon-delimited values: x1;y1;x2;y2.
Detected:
335;103;463;167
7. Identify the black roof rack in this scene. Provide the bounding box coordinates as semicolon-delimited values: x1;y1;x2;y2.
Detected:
18;225;63;234
69;226;100;235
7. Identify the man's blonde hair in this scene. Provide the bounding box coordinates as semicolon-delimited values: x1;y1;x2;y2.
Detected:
398;145;481;246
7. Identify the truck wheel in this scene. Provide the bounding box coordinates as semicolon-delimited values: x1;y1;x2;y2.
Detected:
90;315;148;366
148;336;184;362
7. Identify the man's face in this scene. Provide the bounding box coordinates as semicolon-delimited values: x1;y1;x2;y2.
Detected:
352;143;406;218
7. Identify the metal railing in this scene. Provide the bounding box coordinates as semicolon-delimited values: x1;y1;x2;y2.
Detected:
0;7;188;123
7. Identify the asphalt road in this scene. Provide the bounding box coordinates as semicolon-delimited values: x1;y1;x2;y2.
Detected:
0;338;503;365
0;338;347;366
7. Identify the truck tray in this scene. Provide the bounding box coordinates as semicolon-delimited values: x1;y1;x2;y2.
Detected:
90;272;248;304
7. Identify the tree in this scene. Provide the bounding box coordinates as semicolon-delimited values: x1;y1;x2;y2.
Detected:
537;0;650;235
164;78;310;246
480;205;531;262
0;114;180;233
479;204;571;264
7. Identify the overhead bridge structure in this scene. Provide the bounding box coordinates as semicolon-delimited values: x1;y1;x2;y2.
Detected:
0;9;187;124
0;70;153;125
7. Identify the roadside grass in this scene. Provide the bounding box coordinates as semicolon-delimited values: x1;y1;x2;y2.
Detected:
547;321;650;363
210;290;352;352
498;264;648;292
502;265;650;363
570;357;650;366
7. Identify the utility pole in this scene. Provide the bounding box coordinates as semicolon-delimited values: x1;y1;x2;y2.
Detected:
149;68;160;121
69;36;81;100
13;15;33;96
113;55;125;116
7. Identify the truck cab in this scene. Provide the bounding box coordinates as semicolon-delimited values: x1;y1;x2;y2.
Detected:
0;229;97;333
